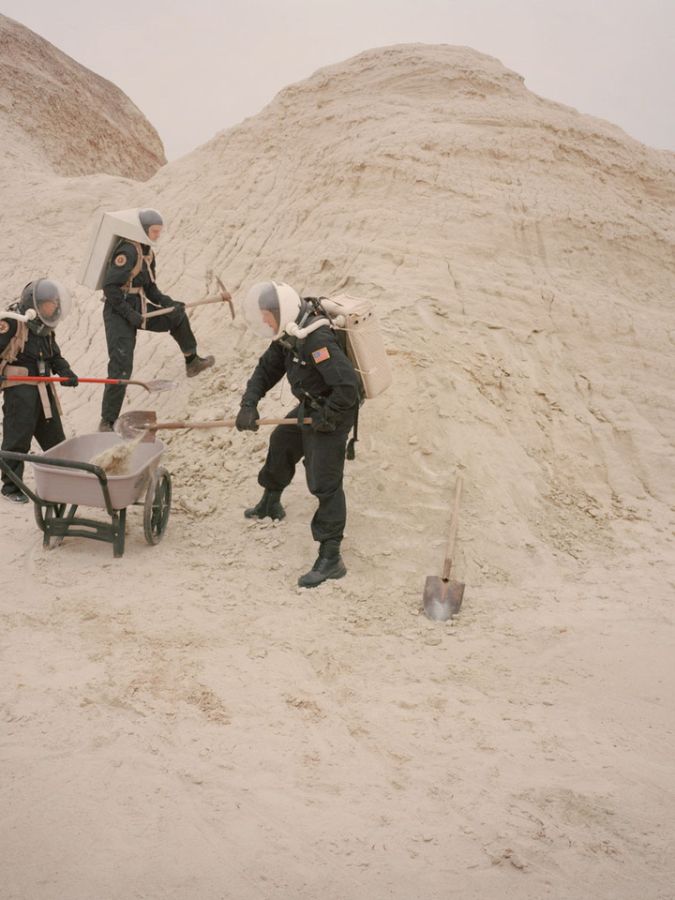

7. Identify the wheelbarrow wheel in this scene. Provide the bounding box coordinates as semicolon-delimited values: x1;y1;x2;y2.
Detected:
143;466;171;545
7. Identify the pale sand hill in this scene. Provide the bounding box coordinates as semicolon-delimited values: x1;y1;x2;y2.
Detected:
0;37;674;900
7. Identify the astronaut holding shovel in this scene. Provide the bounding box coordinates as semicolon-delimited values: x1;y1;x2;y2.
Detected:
0;279;78;503
236;281;360;588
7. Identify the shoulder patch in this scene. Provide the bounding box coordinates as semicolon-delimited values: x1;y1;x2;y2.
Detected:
0;320;9;334
114;254;128;267
312;346;331;364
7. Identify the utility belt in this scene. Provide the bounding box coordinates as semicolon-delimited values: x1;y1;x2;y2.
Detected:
0;363;61;419
298;389;328;411
296;390;360;459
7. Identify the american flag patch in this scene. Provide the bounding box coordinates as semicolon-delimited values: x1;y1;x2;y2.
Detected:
312;346;331;364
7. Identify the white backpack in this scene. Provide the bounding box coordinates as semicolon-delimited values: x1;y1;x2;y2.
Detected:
317;294;392;399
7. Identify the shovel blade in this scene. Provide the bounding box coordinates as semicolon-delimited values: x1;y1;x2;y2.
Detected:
423;575;465;621
114;410;157;440
144;379;177;393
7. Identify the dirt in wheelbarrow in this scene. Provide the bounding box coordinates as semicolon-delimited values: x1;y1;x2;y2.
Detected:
89;434;145;475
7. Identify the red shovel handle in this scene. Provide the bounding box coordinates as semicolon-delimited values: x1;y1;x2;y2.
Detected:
2;376;130;386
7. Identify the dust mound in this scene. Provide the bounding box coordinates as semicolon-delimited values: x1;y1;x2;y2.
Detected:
1;41;675;900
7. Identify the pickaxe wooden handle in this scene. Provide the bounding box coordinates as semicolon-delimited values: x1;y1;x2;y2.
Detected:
144;278;235;321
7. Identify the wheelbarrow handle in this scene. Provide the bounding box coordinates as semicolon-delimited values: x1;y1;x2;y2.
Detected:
0;449;116;516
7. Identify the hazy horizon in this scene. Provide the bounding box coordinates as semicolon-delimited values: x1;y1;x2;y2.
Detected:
3;0;674;160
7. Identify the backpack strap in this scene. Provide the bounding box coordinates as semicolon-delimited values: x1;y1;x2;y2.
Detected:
0;318;28;378
346;404;359;460
115;240;152;294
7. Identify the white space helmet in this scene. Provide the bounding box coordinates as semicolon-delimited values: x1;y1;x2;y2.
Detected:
242;281;302;340
19;278;72;333
138;208;163;239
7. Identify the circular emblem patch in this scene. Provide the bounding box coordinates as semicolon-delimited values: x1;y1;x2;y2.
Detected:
114;254;127;267
0;320;9;333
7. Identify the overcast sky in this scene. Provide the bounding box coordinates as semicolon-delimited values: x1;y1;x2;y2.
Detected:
4;0;674;159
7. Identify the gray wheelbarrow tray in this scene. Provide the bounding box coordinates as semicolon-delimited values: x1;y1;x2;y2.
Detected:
0;433;171;557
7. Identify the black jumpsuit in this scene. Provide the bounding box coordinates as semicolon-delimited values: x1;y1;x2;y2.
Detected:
100;240;197;424
242;322;360;546
0;319;75;493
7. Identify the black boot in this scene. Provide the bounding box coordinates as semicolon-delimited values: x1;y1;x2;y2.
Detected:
298;541;347;588
244;489;285;521
1;486;29;504
185;353;215;377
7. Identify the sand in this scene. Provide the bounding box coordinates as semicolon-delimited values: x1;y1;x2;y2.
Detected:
0;25;674;900
89;434;145;475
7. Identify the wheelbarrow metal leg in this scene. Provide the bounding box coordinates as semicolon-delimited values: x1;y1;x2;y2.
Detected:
113;508;127;558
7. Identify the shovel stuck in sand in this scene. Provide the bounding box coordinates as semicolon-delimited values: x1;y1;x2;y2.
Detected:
423;475;465;621
114;409;312;440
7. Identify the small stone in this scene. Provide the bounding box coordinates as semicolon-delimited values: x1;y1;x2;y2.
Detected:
425;634;442;646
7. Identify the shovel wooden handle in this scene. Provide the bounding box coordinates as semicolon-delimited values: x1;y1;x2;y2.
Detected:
148;417;312;431
441;475;463;581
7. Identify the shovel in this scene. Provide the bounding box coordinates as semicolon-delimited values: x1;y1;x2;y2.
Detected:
0;374;176;393
115;409;312;439
423;475;465;621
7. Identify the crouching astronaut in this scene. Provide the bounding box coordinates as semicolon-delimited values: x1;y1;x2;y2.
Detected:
236;281;360;588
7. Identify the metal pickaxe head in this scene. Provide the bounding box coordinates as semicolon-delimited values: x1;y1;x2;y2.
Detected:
215;276;235;319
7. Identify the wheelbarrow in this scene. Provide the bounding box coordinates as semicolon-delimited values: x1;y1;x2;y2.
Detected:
0;433;171;558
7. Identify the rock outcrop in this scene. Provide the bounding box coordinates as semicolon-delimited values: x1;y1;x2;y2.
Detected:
0;13;165;178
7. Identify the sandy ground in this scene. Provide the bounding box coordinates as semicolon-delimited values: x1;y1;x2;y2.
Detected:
1;35;674;900
2;484;674;899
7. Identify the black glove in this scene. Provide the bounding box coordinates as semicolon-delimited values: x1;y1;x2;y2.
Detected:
236;404;259;432
61;371;79;387
117;303;143;328
311;405;340;433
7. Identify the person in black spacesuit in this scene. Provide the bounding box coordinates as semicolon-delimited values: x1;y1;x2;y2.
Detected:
0;279;78;502
237;281;361;588
98;208;214;431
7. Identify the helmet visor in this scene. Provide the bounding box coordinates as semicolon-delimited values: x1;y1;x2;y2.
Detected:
138;208;163;240
242;282;282;339
33;279;71;327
